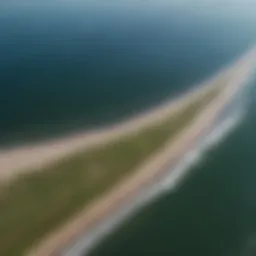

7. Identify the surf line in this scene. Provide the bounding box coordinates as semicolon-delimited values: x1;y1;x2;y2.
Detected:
63;97;247;256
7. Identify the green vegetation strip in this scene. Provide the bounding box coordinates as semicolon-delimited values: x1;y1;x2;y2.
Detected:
0;87;220;255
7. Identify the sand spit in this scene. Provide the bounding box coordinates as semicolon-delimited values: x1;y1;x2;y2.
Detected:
0;48;255;182
26;48;256;256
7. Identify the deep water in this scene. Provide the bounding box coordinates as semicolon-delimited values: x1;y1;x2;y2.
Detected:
87;83;256;256
1;2;256;255
0;1;255;146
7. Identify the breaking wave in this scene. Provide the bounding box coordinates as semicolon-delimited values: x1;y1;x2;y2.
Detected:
161;106;246;192
63;101;247;256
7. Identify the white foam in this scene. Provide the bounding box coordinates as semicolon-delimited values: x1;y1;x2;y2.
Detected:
63;107;246;256
160;109;244;192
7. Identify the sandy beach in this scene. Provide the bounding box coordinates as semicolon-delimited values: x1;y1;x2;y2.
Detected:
0;76;218;182
0;48;255;183
24;48;256;256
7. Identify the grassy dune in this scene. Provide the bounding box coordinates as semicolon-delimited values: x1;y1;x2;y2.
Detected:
0;87;220;255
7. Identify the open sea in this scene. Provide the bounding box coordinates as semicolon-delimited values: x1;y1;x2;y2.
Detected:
1;1;255;146
88;80;256;256
1;1;256;255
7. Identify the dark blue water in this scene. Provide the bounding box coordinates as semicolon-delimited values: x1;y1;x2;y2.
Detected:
88;79;256;256
1;2;256;255
1;1;255;146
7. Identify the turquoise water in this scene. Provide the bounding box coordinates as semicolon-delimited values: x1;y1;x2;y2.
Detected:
1;1;255;146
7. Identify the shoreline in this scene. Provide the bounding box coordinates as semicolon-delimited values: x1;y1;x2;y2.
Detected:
0;47;255;182
64;92;246;256
27;48;256;256
0;73;220;181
